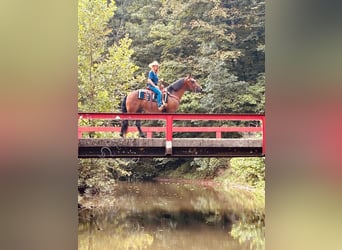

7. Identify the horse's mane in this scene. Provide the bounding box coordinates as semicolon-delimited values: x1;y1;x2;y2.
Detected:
167;78;184;93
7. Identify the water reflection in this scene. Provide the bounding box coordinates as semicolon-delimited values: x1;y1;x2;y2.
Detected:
79;181;264;250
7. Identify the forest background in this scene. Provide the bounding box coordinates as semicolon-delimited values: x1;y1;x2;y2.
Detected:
78;0;265;193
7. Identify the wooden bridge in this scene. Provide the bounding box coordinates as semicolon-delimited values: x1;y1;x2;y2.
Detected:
78;113;265;158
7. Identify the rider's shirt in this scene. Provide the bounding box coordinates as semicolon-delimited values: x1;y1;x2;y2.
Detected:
148;70;159;85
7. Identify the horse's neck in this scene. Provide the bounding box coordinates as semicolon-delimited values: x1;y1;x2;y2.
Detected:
171;86;186;100
168;79;187;100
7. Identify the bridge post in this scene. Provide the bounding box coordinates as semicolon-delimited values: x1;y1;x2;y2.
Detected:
216;131;221;139
146;131;152;138
165;115;173;155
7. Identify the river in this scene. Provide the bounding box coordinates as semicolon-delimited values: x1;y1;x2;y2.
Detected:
78;180;264;250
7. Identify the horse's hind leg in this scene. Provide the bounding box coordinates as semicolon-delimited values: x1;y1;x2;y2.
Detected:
136;120;146;138
120;120;128;137
120;95;129;137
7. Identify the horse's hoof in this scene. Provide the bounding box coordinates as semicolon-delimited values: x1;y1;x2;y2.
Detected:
139;133;146;138
119;133;124;137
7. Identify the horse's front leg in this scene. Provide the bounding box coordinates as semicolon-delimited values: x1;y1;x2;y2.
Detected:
135;120;145;138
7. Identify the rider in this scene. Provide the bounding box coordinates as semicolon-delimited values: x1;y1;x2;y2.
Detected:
147;61;164;111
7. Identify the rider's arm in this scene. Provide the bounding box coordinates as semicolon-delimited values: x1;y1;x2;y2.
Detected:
147;78;157;87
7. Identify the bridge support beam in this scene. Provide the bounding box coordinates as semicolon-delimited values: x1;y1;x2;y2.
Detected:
165;140;172;155
78;138;263;158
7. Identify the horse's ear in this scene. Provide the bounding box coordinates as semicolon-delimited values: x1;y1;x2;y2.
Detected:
187;73;192;78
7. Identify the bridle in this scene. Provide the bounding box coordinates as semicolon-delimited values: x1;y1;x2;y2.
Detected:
186;78;201;92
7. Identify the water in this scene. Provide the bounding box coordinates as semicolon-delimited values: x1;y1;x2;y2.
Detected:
78;180;264;250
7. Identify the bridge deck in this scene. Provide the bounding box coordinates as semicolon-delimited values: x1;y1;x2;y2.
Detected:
78;138;263;158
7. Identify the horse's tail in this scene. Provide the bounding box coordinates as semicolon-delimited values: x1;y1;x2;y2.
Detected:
121;95;127;113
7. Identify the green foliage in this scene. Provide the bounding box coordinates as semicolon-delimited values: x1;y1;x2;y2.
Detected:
217;0;265;82
200;63;265;113
158;158;229;180
78;159;115;194
78;0;138;112
229;73;265;113
124;158;159;180
149;0;235;83
201;61;248;113
229;157;265;188
107;0;265;114
78;158;133;194
191;158;229;178
231;212;265;250
110;0;163;71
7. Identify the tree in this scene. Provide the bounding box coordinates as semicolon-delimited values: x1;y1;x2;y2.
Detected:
78;0;139;194
223;0;265;82
201;61;249;113
91;0;266;179
78;0;138;112
109;0;163;72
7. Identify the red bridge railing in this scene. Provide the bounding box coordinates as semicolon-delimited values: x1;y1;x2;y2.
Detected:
78;113;266;155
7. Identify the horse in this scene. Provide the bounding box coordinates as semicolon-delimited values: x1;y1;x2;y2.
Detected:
120;74;202;137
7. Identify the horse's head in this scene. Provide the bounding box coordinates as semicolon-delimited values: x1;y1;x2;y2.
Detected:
184;74;202;93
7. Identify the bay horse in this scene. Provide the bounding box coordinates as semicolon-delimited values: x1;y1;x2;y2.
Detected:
120;74;202;137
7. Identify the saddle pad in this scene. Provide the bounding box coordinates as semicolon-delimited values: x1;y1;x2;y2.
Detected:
138;89;151;101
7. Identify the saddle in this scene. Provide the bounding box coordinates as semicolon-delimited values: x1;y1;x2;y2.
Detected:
138;85;168;105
